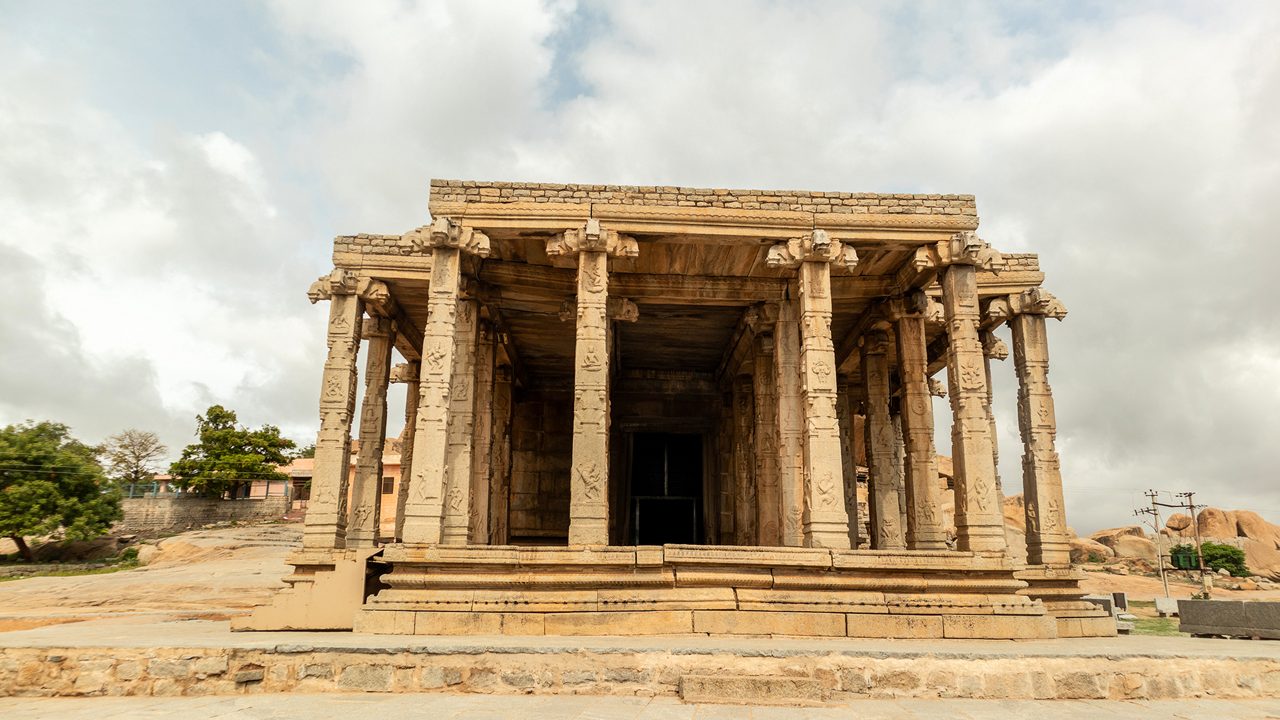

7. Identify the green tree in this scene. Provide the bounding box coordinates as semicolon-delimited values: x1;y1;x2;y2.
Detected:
1201;541;1250;577
168;405;295;496
294;444;316;459
0;421;121;562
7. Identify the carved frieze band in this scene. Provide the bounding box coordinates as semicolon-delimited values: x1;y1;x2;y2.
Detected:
559;297;640;323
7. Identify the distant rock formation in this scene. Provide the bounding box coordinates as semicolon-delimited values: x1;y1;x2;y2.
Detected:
1158;508;1280;580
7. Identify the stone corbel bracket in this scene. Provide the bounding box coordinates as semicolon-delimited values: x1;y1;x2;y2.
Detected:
403;217;491;257
981;332;1010;361
928;378;947;398
307;268;390;306
546;219;639;260
766;229;858;270
936;231;1005;271
885;289;930;322
559;297;640;323
360;315;395;338
743;301;780;334
389;362;420;384
983;287;1068;327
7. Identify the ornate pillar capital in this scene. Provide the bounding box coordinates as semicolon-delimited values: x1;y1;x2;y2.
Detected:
744;301;780;334
766;229;858;270
547;219;639;259
981;331;1009;360
936;231;1004;270
404;217;491;257
307;268;390;305
361;315;394;338
885;290;929;321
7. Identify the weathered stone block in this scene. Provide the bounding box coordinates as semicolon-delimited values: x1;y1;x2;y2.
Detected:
338;664;393;692
543;610;692;635
846;613;942;638
679;674;828;705
941;614;1056;639
693;610;845;637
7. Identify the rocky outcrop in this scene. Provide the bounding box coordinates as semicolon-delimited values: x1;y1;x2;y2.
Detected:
1069;537;1114;563
1160;507;1280;580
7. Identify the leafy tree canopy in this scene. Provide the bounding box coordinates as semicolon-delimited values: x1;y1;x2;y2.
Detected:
1201;541;1250;578
294;444;316;459
0;421;121;561
168;405;295;496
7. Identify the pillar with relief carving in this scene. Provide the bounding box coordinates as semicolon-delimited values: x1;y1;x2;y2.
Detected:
390;361;419;542
547;220;638;545
347;315;394;548
400;218;490;545
302;269;386;550
892;294;948;550
767;230;856;549
938;231;1007;553
861;329;906;550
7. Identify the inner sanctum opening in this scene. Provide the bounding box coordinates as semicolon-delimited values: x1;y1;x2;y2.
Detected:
625;432;704;546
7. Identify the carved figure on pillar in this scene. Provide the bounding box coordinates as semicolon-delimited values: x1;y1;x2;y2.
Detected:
890;292;947;549
938;232;1007;553
400;218;490;545
768;230;856;548
440;301;479;545
347;315;395;548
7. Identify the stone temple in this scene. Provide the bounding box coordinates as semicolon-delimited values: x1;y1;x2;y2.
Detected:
237;180;1113;639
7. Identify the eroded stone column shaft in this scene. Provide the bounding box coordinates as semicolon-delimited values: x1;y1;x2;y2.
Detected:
402;246;462;545
488;365;513;546
1012;313;1071;566
798;261;852;549
861;330;905;550
753;334;781;546
569;250;610;545
941;264;1006;552
836;381;860;549
896;313;947;550
732;374;757;546
774;300;806;547
392;362;419;542
468;322;496;545
347;316;393;548
304;293;363;550
441;299;479;546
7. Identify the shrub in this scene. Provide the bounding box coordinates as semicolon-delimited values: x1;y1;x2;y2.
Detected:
1201;541;1250;577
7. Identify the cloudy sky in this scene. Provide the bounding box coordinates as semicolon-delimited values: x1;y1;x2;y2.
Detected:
2;1;1278;533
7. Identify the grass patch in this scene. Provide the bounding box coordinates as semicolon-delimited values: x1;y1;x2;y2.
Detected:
0;548;140;582
1131;616;1183;637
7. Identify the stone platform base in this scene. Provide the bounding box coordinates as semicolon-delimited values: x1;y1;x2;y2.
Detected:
0;620;1276;700
355;543;1064;640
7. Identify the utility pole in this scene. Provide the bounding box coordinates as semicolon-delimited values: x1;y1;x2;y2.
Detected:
1176;491;1212;597
1134;490;1170;598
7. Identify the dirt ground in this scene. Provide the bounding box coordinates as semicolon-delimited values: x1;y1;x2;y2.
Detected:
0;524;297;632
1080;568;1280;602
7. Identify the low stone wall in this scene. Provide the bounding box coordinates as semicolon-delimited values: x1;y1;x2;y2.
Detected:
1180;600;1280;639
116;497;290;537
1;644;1278;700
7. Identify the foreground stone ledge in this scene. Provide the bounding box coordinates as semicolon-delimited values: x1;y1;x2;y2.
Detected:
3;644;1278;700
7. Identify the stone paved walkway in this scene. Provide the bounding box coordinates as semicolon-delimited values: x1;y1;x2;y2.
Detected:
1;695;1279;719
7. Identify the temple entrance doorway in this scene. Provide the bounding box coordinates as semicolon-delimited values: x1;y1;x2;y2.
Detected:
626;432;703;545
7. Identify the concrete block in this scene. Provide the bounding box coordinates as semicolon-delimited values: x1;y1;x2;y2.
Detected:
1154;597;1179;617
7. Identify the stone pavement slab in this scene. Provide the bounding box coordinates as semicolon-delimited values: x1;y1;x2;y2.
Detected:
2;617;1278;661
2;695;1280;720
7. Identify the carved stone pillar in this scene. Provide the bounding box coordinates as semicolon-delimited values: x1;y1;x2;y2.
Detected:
836;380;860;549
997;289;1072;567
390;361;419;542
468;321;496;544
732;374;758;545
548;220;638;546
302;269;385;550
401;219;490;545
347;316;394;548
938;232;1007;553
773;300;805;547
768;231;856;548
981;329;1011;547
439;299;479;545
717;393;736;546
488;364;513;545
893;298;948;550
861;329;905;550
751;325;781;546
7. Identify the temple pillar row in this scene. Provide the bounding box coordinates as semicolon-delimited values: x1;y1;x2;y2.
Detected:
390;361;419;542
